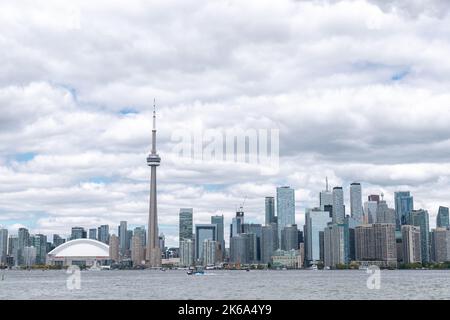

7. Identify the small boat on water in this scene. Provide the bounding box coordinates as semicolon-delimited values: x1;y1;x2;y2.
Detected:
187;266;205;275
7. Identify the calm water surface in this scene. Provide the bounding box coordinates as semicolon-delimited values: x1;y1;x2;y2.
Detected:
0;269;449;300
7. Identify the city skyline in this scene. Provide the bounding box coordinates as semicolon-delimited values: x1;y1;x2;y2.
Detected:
2;0;450;248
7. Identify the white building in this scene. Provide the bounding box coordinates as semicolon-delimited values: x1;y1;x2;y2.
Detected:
202;239;216;266
180;239;194;267
47;239;110;267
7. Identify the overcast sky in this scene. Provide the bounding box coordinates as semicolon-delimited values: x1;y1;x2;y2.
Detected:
1;0;450;246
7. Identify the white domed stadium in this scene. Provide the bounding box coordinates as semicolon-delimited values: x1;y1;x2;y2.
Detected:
47;238;110;267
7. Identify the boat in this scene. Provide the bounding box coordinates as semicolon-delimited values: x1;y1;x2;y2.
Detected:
187;266;205;275
310;265;318;271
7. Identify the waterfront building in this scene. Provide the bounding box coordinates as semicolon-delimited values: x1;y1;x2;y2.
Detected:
32;234;47;265
118;221;128;259
304;208;331;266
202;239;217;266
243;223;262;262
179;239;194;267
195;224;217;263
0;228;8;265
23;246;36;267
324;223;349;268
277;186;295;245
271;249;300;269
401;225;422;264
411;209;430;263
211;215;225;259
350;183;363;222
431;228;450;263
131;234;145;266
18;228;30;266
355;224;397;266
230;235;249;265
281;224;299;251
47;239;110;267
261;225;274;264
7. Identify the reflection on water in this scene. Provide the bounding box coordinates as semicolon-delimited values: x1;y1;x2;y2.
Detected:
0;269;449;300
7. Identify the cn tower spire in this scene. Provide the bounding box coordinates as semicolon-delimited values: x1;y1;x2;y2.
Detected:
146;98;161;268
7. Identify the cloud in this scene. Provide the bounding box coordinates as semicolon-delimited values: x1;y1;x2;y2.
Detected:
1;0;449;245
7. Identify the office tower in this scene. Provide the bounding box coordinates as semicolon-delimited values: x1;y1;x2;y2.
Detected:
231;209;244;238
195;224;217;262
18;228;30;265
71;227;86;240
202;239;217;266
97;225;110;244
89;228;97;240
159;234;166;255
131;234;145;266
270;222;279;251
401;225;421;264
437;206;450;228
332;187;345;224
0;228;8;265
109;234;119;263
243;223;262;262
277;186;295;244
304;208;331;266
127;230;133;253
146;101;162;267
230;235;249;265
431;228;450;263
350;183;363;222
411;209;430;263
179;239;194;267
324;224;349;268
368;195;380;203
320;177;333;211
179;208;193;245
345;216;361;261
23;246;36;267
8;235;18;266
265;197;276;225
261;225;274;264
118;221;128;258
53;234;65;247
376;200;396;224
211;215;225;258
395;191;414;229
355;224;397;265
133;226;147;247
281;224;299;251
364;201;378;224
32;234;47;265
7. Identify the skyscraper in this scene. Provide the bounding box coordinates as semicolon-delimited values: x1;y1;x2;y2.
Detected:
202;239;217;266
355;224;397;265
319;177;333;211
18;228;30;266
401;225;421;264
350;183;363;222
179;208;193;245
0;228;8;265
89;228;97;240
376;200;396;224
146;101;162;267
230;235;249;265
131;234;145;266
411;209;430;263
281;224;299;251
133;226;147;247
395;191;414;230
332;187;345;224
324;223;349;268
118;221;128;258
265;197;275;225
261;225;274;264
53;234;65;247
195;224;217;263
179;239;194;267
231;209;244;238
71;227;85;240
211;215;225;258
304;208;331;266
243;223;262;262
364;201;378;224
97;225;110;244
109;234;119;263
32;234;47;265
277;186;295;245
437;206;449;229
431;228;450;263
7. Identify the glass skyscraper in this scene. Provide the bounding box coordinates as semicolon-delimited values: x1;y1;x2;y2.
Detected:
395;191;414;230
411;209;430;263
437;206;449;228
332;187;345;224
179;208;193;243
265;197;275;225
0;228;8;265
195;224;217;262
305;209;331;265
277;186;295;245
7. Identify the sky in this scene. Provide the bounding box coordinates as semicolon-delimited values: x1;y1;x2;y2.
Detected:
1;0;450;247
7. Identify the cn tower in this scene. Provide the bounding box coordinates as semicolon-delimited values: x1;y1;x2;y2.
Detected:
146;99;162;267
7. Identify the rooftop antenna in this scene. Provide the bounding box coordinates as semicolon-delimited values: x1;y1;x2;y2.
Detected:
381;192;384;201
326;177;329;192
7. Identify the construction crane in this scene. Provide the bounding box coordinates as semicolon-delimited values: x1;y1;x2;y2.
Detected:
238;195;247;212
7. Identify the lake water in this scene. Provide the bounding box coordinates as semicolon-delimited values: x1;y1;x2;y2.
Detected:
0;269;449;300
